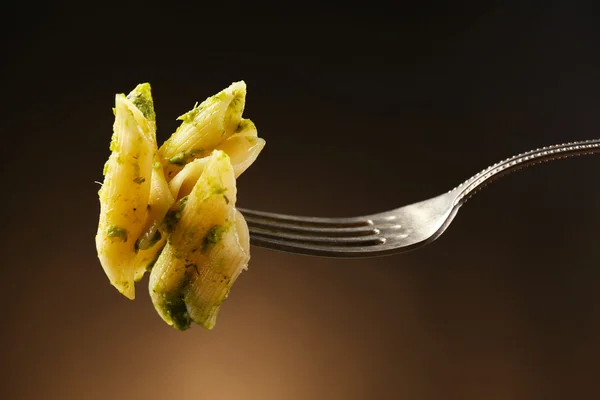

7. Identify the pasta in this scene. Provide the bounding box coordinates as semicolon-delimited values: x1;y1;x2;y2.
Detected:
96;84;161;299
96;81;264;329
149;150;249;330
158;81;248;180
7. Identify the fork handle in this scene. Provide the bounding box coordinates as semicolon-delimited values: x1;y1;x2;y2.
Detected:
454;139;600;205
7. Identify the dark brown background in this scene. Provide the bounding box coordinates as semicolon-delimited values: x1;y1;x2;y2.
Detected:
2;2;600;399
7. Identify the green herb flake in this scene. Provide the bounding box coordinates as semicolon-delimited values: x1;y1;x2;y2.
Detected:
109;135;119;152
152;161;162;169
213;92;227;101
133;176;146;184
160;266;199;330
176;102;202;124
167;153;187;166
201;225;227;253
235;119;254;133
213;186;227;196
107;226;128;241
164;210;182;232
126;83;156;122
179;196;189;211
230;92;243;107
204;186;227;201
162;293;192;331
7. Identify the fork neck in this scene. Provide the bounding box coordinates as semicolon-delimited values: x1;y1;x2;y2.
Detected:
452;139;600;206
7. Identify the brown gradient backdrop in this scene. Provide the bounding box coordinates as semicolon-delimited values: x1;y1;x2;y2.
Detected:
2;2;600;399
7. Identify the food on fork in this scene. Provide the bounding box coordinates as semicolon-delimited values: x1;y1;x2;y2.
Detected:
95;81;265;330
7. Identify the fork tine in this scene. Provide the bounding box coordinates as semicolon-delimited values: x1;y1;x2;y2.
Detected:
248;222;378;235
238;207;397;257
237;207;370;228
248;234;388;258
247;226;384;246
243;215;379;236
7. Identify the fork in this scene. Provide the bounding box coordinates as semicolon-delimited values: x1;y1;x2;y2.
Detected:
239;139;600;258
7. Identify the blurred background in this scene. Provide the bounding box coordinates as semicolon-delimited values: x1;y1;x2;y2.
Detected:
2;1;600;399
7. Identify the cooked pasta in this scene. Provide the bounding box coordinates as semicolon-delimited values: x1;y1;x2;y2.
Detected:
96;81;264;330
158;81;248;180
96;84;159;299
149;151;249;330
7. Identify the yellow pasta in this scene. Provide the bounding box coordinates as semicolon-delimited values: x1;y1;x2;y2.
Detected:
215;118;266;178
131;157;174;283
159;81;247;180
96;85;157;299
96;81;264;330
149;150;249;330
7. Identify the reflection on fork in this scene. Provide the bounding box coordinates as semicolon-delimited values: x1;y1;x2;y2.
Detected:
240;139;600;258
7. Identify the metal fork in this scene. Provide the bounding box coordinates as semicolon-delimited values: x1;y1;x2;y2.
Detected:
239;139;600;258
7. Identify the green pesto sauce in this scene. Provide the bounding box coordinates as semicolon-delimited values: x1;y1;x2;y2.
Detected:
202;185;228;203
109;135;119;152
167;149;204;165
167;153;187;165
179;196;189;210
213;92;227;102
230;93;243;107
107;226;127;241
164;196;189;232
164;210;181;232
177;102;202;124
201;225;227;253
132;96;155;122
166;197;187;231
133;161;140;176
127;83;156;122
161;266;199;331
235;119;253;133
211;186;227;196
162;293;192;331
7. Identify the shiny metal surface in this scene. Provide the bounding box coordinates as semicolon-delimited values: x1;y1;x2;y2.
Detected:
240;139;600;257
